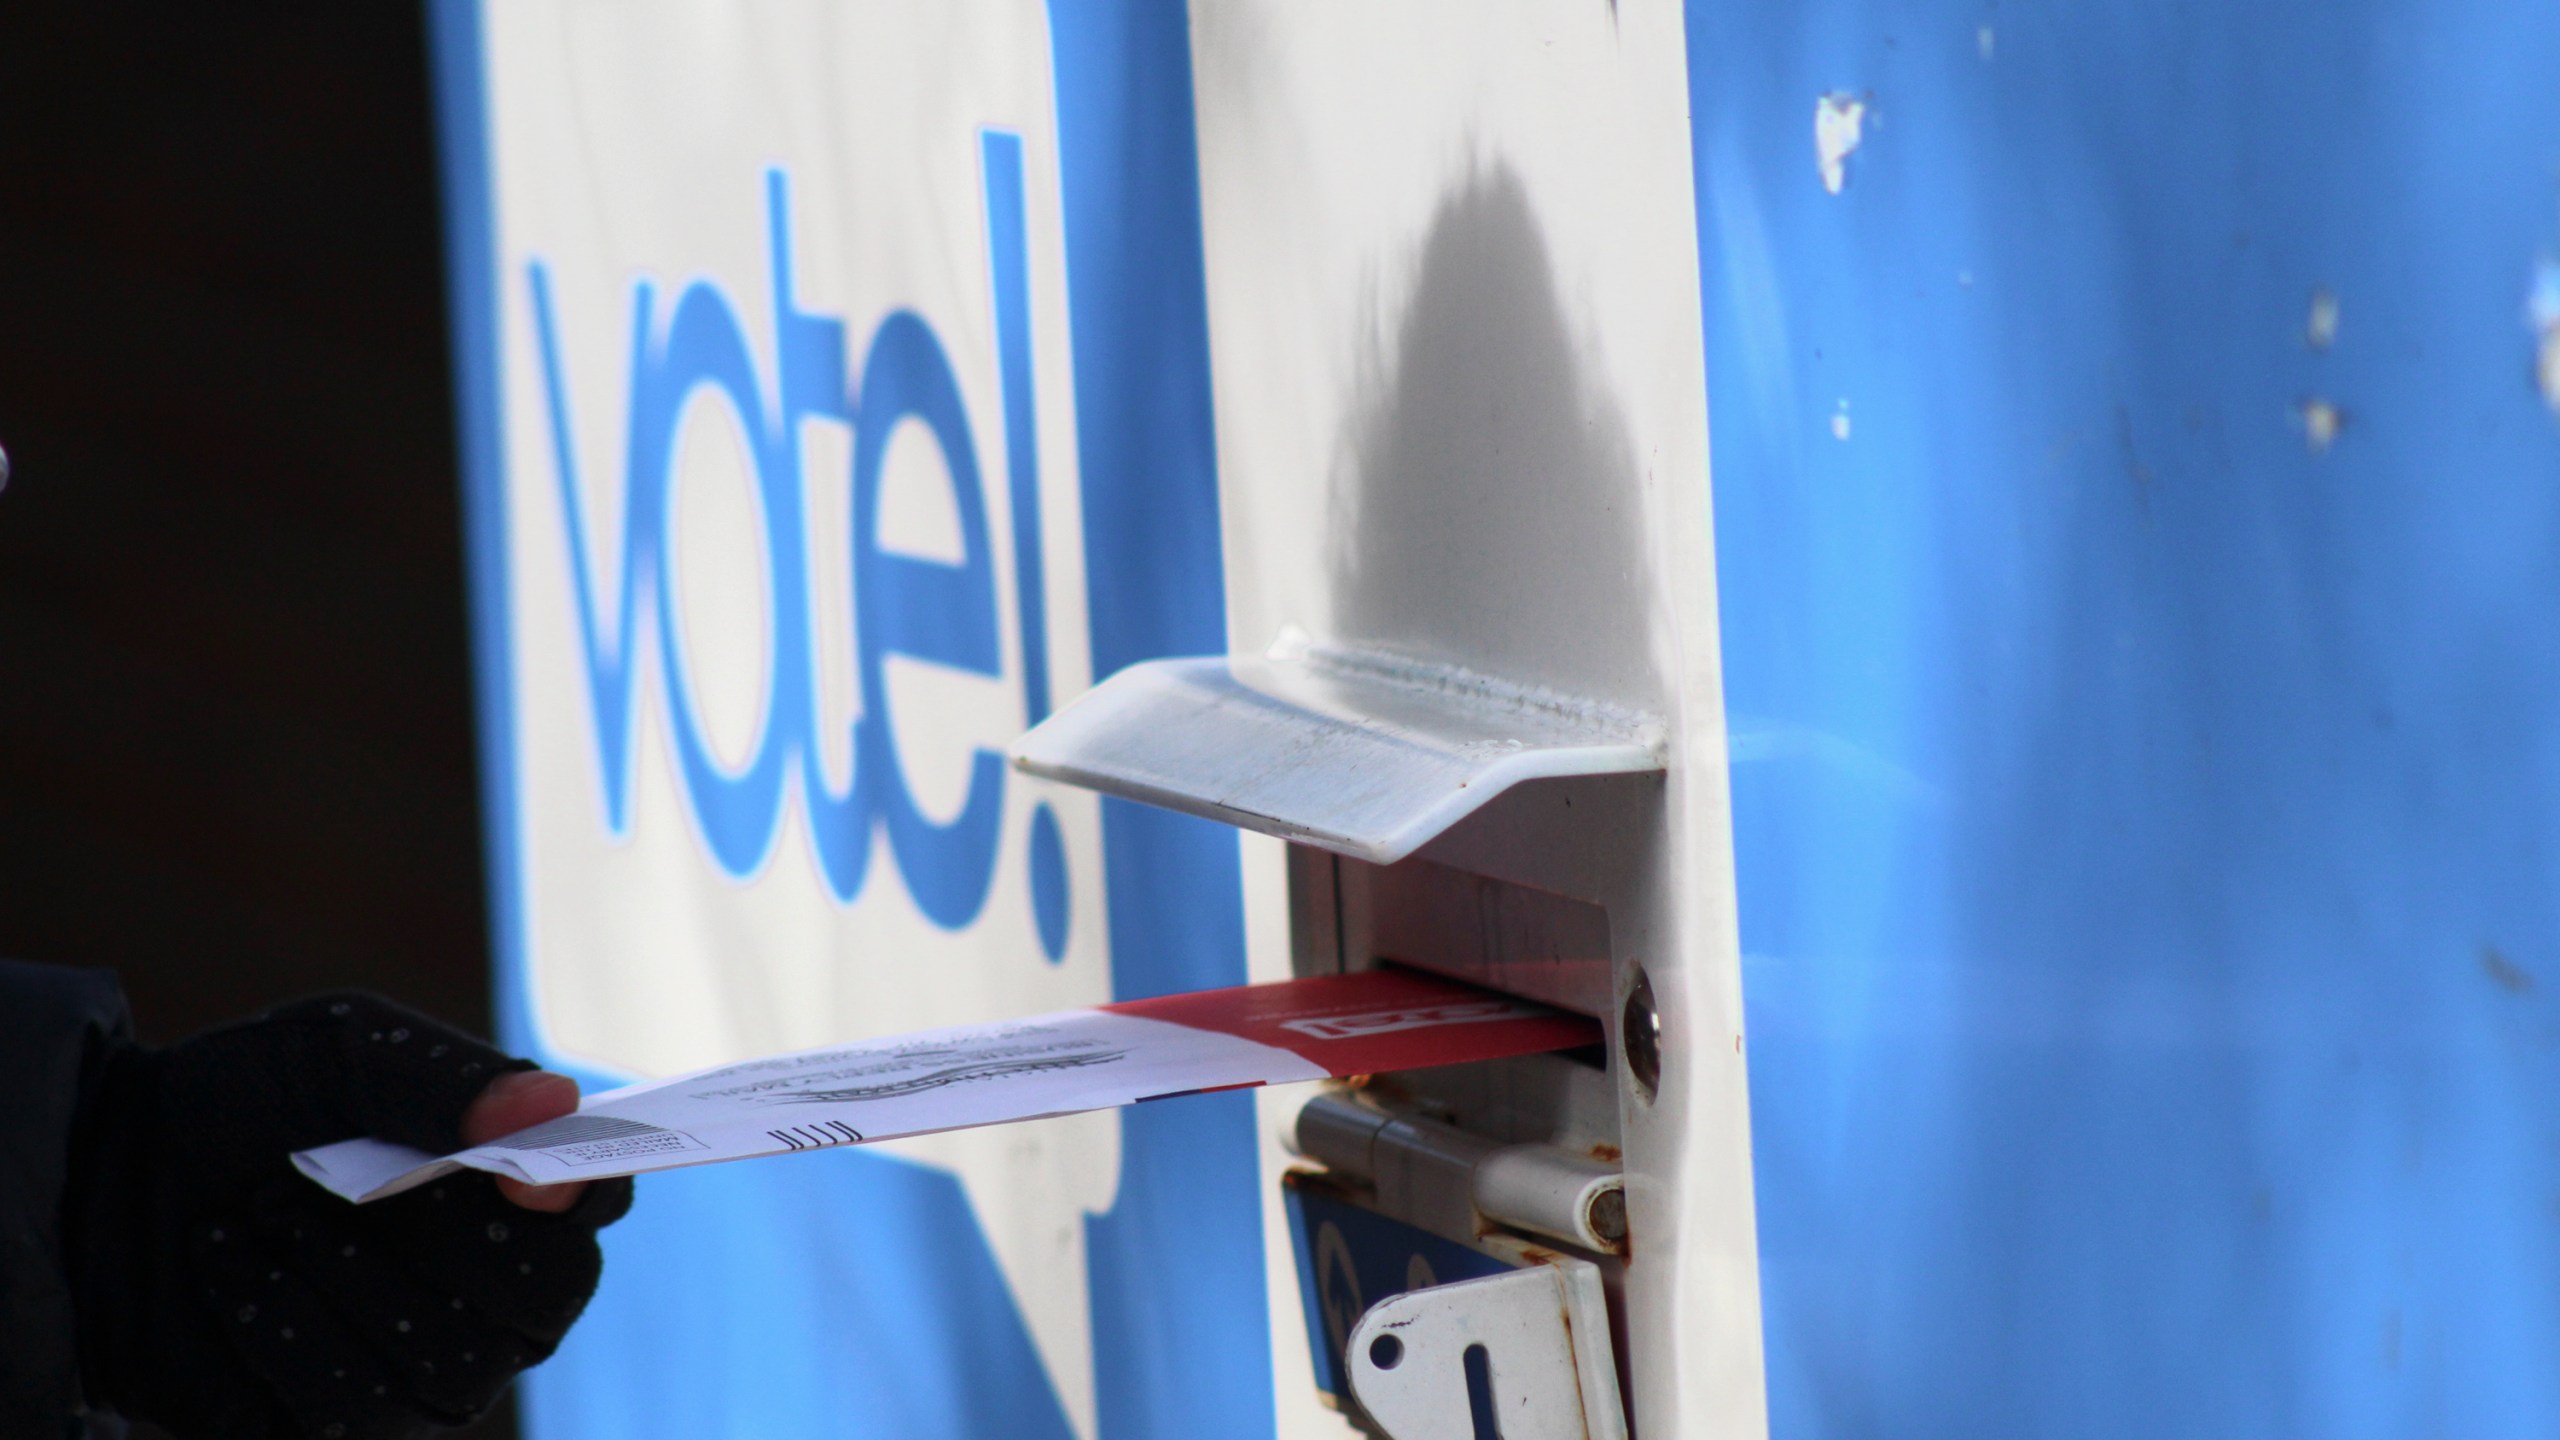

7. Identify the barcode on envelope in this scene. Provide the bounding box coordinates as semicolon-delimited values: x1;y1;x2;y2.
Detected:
489;1114;706;1163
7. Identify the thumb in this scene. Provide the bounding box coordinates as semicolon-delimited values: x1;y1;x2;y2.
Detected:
461;1071;589;1213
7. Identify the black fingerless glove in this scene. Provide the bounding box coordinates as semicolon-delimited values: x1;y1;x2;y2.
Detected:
63;993;634;1439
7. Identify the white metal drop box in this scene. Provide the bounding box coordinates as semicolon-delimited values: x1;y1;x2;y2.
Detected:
1015;641;1673;1439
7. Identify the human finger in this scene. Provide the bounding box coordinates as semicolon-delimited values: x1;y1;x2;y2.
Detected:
459;1070;588;1213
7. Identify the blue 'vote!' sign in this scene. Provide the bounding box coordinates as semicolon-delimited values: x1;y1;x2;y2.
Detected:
525;139;1069;957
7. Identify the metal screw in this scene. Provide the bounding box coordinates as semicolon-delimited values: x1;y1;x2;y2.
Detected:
1622;967;1662;1101
1585;1187;1629;1249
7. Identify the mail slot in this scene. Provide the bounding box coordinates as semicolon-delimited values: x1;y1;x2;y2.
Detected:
1281;824;1645;1438
1011;642;1688;1438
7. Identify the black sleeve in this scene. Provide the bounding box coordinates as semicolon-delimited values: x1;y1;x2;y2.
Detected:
64;991;630;1439
0;960;130;1437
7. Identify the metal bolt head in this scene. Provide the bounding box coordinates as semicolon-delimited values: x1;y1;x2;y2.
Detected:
1622;968;1662;1101
1584;1186;1630;1249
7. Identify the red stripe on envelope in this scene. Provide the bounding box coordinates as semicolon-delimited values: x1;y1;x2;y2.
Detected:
1104;967;1598;1077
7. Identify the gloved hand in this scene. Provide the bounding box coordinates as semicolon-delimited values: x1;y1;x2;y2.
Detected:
63;992;634;1438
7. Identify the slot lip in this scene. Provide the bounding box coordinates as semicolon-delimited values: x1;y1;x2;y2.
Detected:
1008;647;1663;863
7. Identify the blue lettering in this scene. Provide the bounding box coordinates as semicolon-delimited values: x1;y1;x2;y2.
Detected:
851;311;1005;927
982;128;1071;960
638;278;803;876
527;145;1056;936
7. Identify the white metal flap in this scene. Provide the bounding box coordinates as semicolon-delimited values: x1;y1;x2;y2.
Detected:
1009;644;1660;864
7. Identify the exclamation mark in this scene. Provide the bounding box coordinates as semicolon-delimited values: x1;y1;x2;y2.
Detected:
983;128;1070;964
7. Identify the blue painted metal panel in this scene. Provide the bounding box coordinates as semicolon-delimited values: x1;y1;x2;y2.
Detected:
1688;3;2560;1436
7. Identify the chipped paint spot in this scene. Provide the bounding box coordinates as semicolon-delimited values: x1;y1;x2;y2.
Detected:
2306;288;2340;350
2296;397;2344;454
1815;92;1867;195
1976;25;1995;61
1830;398;1852;441
2530;259;2560;415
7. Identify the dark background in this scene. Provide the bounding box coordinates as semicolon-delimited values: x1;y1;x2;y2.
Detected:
0;7;514;1435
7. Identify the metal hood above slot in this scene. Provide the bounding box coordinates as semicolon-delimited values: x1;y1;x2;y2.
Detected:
1009;643;1663;864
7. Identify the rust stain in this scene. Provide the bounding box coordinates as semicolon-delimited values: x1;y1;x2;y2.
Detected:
1557;1296;1595;1426
1549;1269;1613;1432
2483;945;2536;995
1589;1142;1622;1163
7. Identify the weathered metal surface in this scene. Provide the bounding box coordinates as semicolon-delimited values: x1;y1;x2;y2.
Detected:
1689;2;2560;1433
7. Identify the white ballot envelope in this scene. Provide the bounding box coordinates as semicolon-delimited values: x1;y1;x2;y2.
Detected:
294;968;1597;1203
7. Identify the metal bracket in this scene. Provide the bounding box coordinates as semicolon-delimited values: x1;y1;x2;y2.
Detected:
1346;1253;1628;1440
1293;1092;1627;1255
